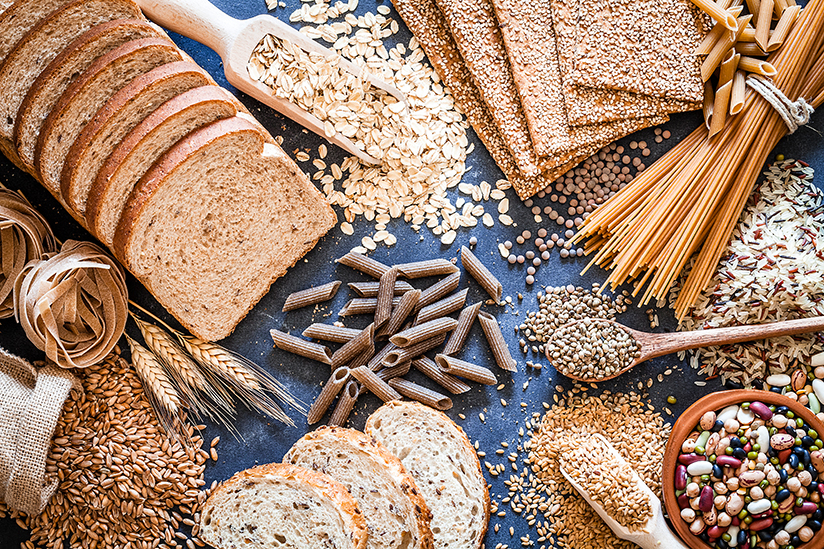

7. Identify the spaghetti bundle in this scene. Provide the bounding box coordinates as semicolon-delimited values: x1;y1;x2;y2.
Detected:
573;0;824;321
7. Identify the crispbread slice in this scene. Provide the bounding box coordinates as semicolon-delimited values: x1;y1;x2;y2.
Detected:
285;426;435;549
365;401;490;549
199;463;368;549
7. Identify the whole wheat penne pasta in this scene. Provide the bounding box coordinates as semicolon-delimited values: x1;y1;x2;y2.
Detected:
382;333;446;368
347;339;376;368
351;365;402;402
270;329;332;365
745;0;760;20
460;246;502;301
416;271;461;310
730;70;747;114
755;0;773;51
718;0;734;8
331;323;375;368
767;4;801;51
709;80;733;137
339;297;402;316
695;9;741;55
689;0;738;31
435;354;497;385
282;280;342;312
773;0;788;17
734;42;766;56
374;267;398;328
737;26;760;42
328;380;359;426
719;50;740;86
347;280;415;297
703;81;715;130
375;361;411;382
380;289;422;336
738;56;777;76
442;301;482;356
388;378;453;411
411;356;471;394
302;323;361;343
336;252;390;279
390;317;458;347
701;15;751;81
395;258;459;278
369;341;397;370
477;312;517;372
415;288;469;325
307;367;350;424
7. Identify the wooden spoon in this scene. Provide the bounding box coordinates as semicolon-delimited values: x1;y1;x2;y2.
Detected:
547;316;824;383
135;0;406;165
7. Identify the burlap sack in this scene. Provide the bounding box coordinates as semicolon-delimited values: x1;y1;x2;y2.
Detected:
0;347;77;515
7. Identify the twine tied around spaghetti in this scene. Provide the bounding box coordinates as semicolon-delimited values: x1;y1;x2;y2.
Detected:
747;74;815;134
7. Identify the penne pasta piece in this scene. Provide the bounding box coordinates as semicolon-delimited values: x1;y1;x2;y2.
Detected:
339;297;402;316
709;80;733;137
695;6;743;55
767;5;801;51
719;50;740;86
346;342;375;369
460;245;503;301
388;378;453;411
302;323;360;344
689;0;739;31
773;0;788;17
282;280;342;312
416;271;461;310
375;361;411;382
477;312;517;372
395;258;459;279
701;15;751;81
382;333;446;368
703;81;715;130
390;317;459;347
331;323;375;368
336;251;390;279
738;56;777;76
270;329;332;365
307;367;350;424
347;280;415;297
380;289;422;337
351;365;402;402
415;288;469;325
442;302;483;356
737;26;756;42
374;267;399;329
434;354;497;385
369;341;398;370
755;0;774;51
328;380;359;426
411;356;471;394
745;0;760;19
730;70;747;115
734;42;767;56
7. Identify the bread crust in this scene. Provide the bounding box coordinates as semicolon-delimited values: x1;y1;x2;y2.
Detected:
201;462;368;549
285;426;436;549
365;401;491;549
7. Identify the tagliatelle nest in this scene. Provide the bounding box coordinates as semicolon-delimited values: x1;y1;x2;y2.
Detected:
14;240;128;369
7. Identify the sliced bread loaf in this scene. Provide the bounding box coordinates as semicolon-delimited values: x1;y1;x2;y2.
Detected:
86;86;240;246
199;462;368;549
285;426;435;549
14;19;162;171
365;401;490;549
60;61;213;217
35;37;183;196
0;0;76;65
112;116;337;341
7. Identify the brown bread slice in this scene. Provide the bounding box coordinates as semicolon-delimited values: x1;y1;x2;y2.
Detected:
87;86;240;247
60;61;213;217
14;19;162;171
199;463;368;549
35;37;183;197
0;0;143;166
112;116;336;341
285;426;435;549
365;401;490;549
0;0;77;66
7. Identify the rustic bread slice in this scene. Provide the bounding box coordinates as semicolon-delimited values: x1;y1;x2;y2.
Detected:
112;116;337;341
199;462;368;549
0;0;77;65
36;37;182;196
285;426;435;549
60;61;212;217
365;401;490;549
14;19;162;172
87;86;240;246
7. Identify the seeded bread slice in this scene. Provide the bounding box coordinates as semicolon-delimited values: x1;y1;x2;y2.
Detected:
285;426;435;549
14;19;162;172
60;61;212;217
112;116;336;341
365;401;490;549
87;86;240;246
35;37;183;196
199;462;368;549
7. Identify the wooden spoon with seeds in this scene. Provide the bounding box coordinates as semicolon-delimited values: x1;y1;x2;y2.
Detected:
547;316;824;383
135;0;406;164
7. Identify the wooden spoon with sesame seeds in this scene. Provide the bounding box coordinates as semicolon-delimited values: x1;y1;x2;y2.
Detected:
547;316;824;383
135;0;407;165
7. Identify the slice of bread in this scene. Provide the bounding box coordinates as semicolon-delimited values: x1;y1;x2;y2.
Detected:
285;426;435;549
0;0;76;65
112;116;337;341
199;462;368;549
60;61;213;217
15;19;162;171
86;85;240;247
35;37;183;196
365;402;490;549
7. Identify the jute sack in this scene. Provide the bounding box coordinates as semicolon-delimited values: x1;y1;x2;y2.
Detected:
0;347;77;515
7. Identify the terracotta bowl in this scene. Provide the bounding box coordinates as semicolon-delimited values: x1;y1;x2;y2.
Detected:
663;389;824;549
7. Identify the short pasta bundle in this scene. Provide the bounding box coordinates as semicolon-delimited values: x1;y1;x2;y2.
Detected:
573;0;824;321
